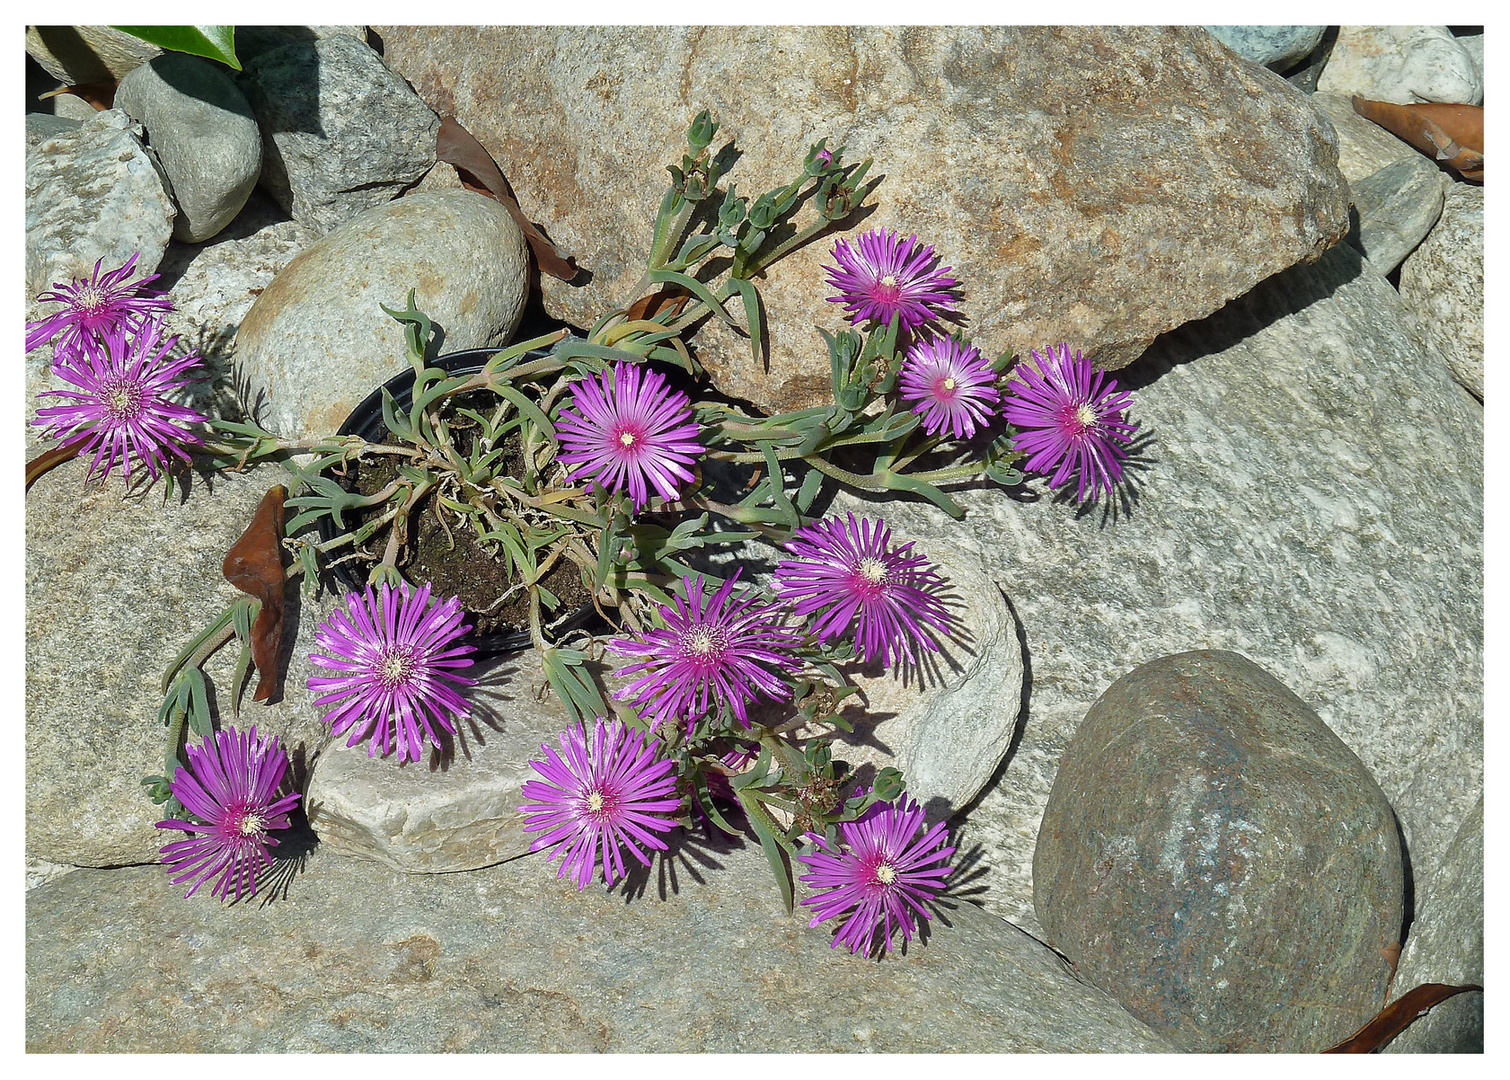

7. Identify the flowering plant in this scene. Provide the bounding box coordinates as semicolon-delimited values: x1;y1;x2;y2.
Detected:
27;111;1136;952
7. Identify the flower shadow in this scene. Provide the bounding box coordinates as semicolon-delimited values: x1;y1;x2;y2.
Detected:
611;822;750;906
424;655;519;771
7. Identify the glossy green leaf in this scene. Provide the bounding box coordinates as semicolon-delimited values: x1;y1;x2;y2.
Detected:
111;25;240;70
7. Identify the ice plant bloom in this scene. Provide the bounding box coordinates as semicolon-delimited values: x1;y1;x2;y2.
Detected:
307;580;477;764
519;717;681;890
31;319;206;482
606;570;804;731
823;227;958;332
775;513;953;667
897;334;1001;440
155;725;302;902
556;360;702;512
797;793;955;956
26;251;173;359
1000;342;1137;503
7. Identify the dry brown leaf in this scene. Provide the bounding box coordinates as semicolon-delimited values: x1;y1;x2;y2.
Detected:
1352;97;1484;181
221;485;287;702
435;115;579;280
1323;981;1483;1053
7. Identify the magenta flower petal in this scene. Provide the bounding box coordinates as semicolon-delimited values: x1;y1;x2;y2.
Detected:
556;360;702;512
519;717;681;889
774;513;953;668
606;570;804;732
26;251;173;360
306;580;477;764
155;725;303;902
31;319;206;483
823;227;958;332
797;793;955;955
897;334;1001;440
1000;343;1137;503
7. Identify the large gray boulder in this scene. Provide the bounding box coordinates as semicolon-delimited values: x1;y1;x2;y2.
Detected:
947;240;1481;938
375;25;1350;413
1318;26;1483;105
25;839;1174;1052
1401;183;1483;400
1034;651;1403;1052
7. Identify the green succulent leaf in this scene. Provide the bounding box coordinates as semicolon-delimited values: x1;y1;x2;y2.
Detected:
111;25;240;69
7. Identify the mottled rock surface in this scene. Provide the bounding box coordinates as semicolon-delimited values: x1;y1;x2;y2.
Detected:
1344;158;1448;276
25;842;1174;1052
1203;25;1326;70
1034;651;1404;1052
25;465;338;866
1318;25;1483;105
239;33;439;235
114;53;262;243
376;25;1350;413
1383;795;1483;1053
1400;183;1483;400
233;189;530;439
25;108;176;296
1309;91;1433;184
947;241;1481;936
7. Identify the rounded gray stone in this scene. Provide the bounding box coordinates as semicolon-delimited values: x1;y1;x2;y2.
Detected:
1318;26;1483;105
1345;157;1449;276
233;189;529;439
25;108;175;297
1203;26;1326;70
114;53;263;243
1034;650;1405;1052
1400;182;1483;400
239;33;439;235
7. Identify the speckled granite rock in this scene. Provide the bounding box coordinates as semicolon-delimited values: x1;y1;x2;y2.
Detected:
1400;183;1483;400
946;240;1480;937
1318;26;1482;106
376;24;1349;412
1383;794;1483;1053
25;108;175;296
1203;25;1326;70
1034;650;1403;1052
1308;91;1433;185
232;189;530;439
25;840;1175;1052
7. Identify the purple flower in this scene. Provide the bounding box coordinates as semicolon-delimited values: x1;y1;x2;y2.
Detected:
31;319;206;483
897;335;1001;440
797;793;955;955
1000;343;1137;503
155;725;303;902
823;227;958;332
775;513;953;668
26;251;173;359
556;360;702;512
307;580;477;764
519;717;681;889
606;570;804;732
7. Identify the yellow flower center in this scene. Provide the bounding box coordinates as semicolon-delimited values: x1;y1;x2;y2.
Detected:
942;377;956;391
857;557;888;585
587;791;605;812
876;862;897;885
1074;402;1099;430
379;649;418;688
75;283;107;313
239;812;267;836
879;274;898;288
101;378;143;420
619;431;638;448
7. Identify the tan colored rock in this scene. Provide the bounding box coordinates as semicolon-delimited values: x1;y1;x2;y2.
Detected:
376;25;1351;413
25;25;161;85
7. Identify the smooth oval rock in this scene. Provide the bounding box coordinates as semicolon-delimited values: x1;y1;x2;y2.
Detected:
1033;650;1404;1052
239;33;439;235
25;108;175;298
114;53;263;243
1400;182;1483;400
233;189;529;439
1317;26;1483;105
376;25;1350;413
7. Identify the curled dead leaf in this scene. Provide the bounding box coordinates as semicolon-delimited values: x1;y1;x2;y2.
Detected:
1351;96;1483;181
1323;981;1483;1052
221;485;287;702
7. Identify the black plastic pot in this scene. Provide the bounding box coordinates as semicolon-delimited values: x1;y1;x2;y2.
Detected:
317;346;600;657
